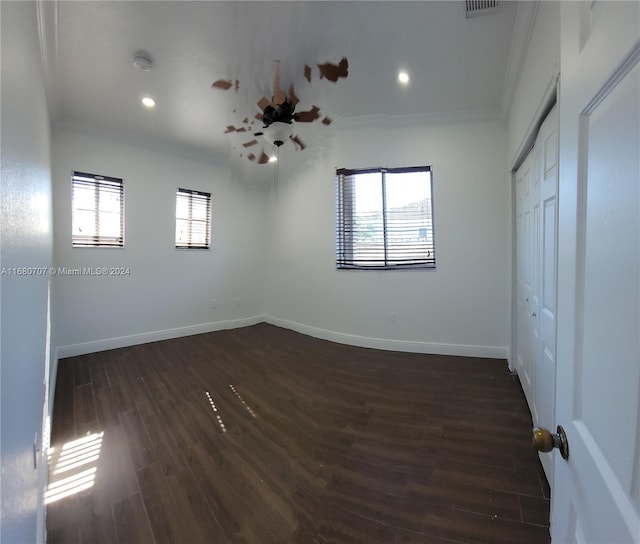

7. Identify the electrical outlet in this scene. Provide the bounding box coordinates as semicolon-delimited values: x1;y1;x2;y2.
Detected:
389;312;397;323
235;298;241;307
210;299;217;309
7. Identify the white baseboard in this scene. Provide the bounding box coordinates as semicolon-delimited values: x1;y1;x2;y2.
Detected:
55;315;264;359
264;315;508;359
55;314;508;362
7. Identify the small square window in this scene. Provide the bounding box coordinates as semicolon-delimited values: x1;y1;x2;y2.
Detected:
336;166;435;269
175;188;212;249
72;171;124;248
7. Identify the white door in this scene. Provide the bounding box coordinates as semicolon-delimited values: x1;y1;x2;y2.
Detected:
515;105;559;486
553;1;640;542
516;148;536;411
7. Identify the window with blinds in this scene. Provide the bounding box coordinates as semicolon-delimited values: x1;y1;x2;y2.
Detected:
175;188;212;249
336;166;435;269
72;171;124;247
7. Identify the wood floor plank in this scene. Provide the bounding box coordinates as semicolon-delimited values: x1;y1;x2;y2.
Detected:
137;462;202;544
112;493;156;544
48;323;550;543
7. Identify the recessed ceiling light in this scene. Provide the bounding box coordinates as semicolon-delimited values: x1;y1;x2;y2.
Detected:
142;96;156;108
398;71;410;85
268;156;277;163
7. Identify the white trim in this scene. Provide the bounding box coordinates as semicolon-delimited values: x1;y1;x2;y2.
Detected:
509;69;559;171
55;315;508;363
55;316;264;359
336;109;503;131
264;315;508;359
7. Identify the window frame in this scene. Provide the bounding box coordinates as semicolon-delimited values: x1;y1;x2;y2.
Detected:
71;171;125;248
175;187;212;250
335;166;436;270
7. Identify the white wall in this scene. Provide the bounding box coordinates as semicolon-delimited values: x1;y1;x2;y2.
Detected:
52;127;266;355
508;1;561;165
1;2;53;542
264;118;509;357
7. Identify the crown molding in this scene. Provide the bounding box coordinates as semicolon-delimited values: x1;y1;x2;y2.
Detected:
335;108;504;131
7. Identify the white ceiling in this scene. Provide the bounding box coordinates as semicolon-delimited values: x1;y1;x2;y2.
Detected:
43;1;521;173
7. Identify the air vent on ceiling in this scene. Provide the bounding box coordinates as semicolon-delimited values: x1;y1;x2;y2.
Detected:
465;0;499;18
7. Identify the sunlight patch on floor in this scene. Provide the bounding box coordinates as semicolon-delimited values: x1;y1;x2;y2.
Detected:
46;431;104;504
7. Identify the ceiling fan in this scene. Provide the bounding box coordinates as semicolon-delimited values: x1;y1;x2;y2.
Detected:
212;57;349;164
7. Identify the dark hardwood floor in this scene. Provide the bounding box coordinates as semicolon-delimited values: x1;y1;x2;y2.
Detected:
47;323;550;544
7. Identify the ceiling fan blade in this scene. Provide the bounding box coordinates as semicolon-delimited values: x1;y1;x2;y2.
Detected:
257;97;270;111
317;57;349;83
224;125;247;134
288;84;300;107
295;106;320;123
212;79;233;90
322;116;332;126
258;151;270;164
243;140;258;148
289;135;306;151
304;65;312;83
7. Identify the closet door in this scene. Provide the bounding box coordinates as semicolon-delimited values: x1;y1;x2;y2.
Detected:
515;105;559;486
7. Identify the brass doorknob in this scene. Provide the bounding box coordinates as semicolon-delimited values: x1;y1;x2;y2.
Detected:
532;425;569;460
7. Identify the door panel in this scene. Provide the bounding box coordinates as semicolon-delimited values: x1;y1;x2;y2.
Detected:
554;1;640;541
579;63;639;488
516;153;535;412
536;108;559;485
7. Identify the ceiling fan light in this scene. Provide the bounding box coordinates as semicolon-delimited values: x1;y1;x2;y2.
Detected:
261;122;293;148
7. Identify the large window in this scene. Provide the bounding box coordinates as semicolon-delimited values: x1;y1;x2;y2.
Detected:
72;171;124;247
336;166;435;269
175;188;212;249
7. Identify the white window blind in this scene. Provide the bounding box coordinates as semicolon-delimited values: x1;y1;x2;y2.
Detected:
336;166;435;269
175;188;212;249
72;171;124;248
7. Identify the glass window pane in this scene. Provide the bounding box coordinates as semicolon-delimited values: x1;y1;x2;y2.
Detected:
73;186;96;211
352;173;384;265
190;199;208;220
98;189;121;213
98;211;121;238
73;210;97;237
175;218;189;244
176;196;189;219
385;171;433;264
